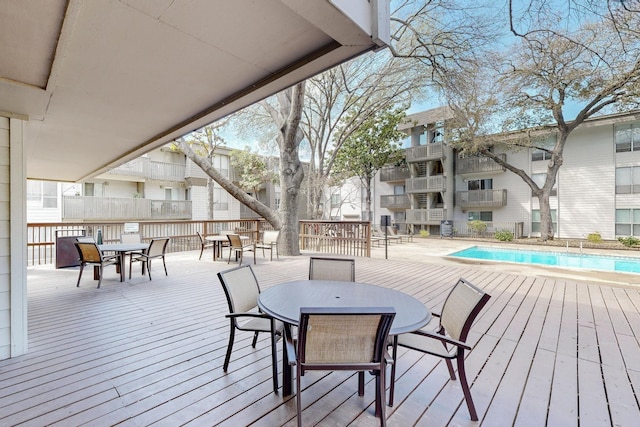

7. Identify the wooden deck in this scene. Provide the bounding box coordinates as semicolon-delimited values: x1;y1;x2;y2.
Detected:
3;248;640;426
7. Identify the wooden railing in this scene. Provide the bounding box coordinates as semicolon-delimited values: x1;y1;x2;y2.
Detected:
299;221;371;257
406;175;445;193
456;154;506;175
380;194;410;209
405;143;444;162
27;219;372;266
455;189;508;208
379;166;410;182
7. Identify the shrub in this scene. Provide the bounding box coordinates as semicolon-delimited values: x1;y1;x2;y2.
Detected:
494;230;513;241
419;229;430;238
587;232;602;243
468;220;487;236
618;236;640;247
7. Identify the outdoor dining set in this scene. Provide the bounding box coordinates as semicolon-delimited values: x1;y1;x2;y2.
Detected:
74;233;170;288
216;256;492;426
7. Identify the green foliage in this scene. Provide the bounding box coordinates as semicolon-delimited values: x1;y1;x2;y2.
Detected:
332;107;407;181
419;229;430;238
229;148;278;193
468;220;487;235
494;230;513;241
618;236;640;247
586;232;602;243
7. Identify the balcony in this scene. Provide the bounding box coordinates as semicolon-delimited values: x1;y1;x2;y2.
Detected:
380;194;410;209
380;165;410;182
456;154;506;175
406;175;446;193
405;143;444;163
62;196;191;221
406;208;446;224
456;189;507;209
106;158;186;182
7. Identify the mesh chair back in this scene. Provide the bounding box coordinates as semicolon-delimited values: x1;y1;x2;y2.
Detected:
147;238;169;257
440;279;490;341
298;307;395;366
218;265;261;316
75;242;102;263
227;233;243;249
309;257;355;281
262;230;279;244
121;233;141;244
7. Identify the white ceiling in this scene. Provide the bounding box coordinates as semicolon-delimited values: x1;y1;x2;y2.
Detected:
0;0;388;182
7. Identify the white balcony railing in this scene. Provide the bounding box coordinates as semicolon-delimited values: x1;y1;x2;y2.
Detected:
406;175;446;193
406;208;446;223
62;196;191;221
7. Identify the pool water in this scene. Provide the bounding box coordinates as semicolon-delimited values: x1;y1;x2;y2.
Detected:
448;246;640;274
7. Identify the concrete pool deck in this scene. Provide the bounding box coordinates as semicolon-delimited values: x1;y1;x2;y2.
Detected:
366;237;640;287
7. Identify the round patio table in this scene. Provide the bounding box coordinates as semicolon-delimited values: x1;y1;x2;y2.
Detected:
257;280;432;396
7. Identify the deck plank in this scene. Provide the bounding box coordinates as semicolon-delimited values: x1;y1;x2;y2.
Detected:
0;249;638;426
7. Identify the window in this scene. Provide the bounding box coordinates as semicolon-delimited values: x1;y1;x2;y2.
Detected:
531;173;557;196
615;167;640;194
330;192;341;206
213;188;229;210
615;209;640;236
27;180;58;209
393;185;405;195
532;209;557;233
274;191;281;210
467;211;493;221
467;179;493;191
532;136;555;161
615;123;640;152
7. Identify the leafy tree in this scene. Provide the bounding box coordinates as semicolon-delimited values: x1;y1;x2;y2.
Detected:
229;148;277;197
302;51;427;219
333;107;406;221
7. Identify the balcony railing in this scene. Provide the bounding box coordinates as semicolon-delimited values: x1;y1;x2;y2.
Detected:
406;175;446;193
380;166;410;182
456;154;506;175
106;158;186;182
405;143;444;162
406;208;446;224
380;194;410;209
62;196;192;221
456;189;507;208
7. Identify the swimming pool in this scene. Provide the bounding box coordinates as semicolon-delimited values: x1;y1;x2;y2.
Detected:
448;246;640;274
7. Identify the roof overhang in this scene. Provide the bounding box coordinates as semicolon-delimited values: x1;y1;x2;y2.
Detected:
0;0;389;182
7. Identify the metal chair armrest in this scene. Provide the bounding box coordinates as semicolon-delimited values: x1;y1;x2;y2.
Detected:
410;329;471;351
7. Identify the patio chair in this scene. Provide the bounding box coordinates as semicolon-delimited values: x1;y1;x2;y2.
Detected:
309;257;355;281
388;278;491;421
74;241;119;288
375;224;401;243
120;233;141;244
255;230;279;261
196;231;215;260
227;233;255;265
217;264;283;392
285;307;396;427
387;226;413;243
129;237;170;280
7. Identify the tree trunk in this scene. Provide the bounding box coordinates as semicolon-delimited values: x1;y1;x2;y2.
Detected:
537;191;554;241
207;178;214;220
277;82;306;255
363;174;373;222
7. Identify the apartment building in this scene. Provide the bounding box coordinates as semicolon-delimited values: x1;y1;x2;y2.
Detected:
368;107;640;240
27;146;285;223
